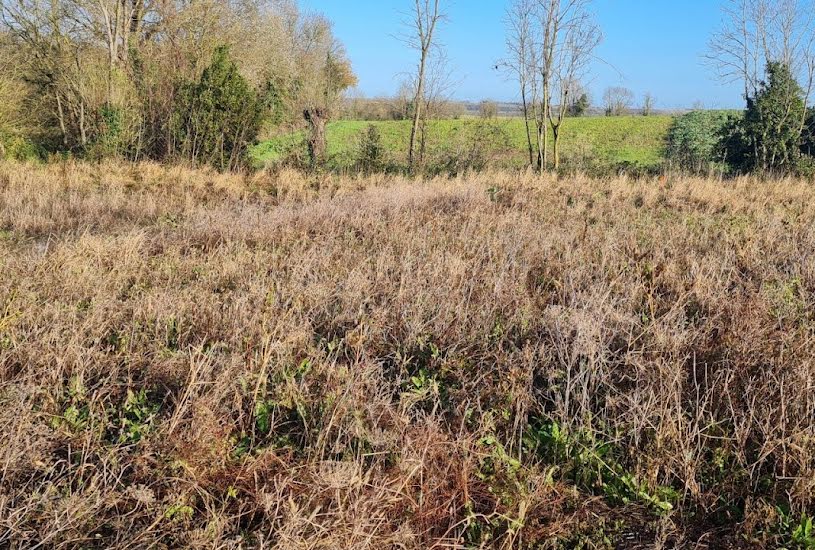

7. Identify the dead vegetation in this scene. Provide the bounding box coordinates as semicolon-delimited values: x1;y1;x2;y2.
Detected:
1;160;815;548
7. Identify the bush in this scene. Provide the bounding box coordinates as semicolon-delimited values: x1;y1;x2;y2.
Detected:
802;109;815;158
479;100;498;120
432;120;513;176
1;136;38;161
667;110;736;174
567;93;590;117
720;63;808;175
171;46;267;171
355;124;385;174
84;103;144;161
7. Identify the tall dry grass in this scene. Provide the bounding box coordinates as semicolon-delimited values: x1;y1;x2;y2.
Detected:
0;160;814;548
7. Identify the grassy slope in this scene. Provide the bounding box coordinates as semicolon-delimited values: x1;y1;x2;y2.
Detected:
2;161;815;548
252;115;675;169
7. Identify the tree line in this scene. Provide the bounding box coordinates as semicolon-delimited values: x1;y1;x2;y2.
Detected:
0;0;354;169
2;0;815;176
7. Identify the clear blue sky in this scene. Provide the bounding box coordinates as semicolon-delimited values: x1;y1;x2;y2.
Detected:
299;0;744;110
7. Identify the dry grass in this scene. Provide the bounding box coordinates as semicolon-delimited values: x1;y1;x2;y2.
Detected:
0;160;814;548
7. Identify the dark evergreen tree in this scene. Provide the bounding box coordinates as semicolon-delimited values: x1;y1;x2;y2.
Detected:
171;46;266;171
567;93;590;117
356;124;385;174
721;62;807;174
802;108;815;157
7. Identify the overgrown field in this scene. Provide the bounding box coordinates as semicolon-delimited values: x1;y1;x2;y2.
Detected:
252;115;674;172
1;161;815;548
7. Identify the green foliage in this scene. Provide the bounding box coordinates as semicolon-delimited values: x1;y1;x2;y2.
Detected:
717;114;751;171
721;63;808;174
792;516;815;549
568;93;590;117
525;419;677;514
476;433;522;487
462;430;527;547
558;519;627;549
0;130;42;161
355;124;385;173
667;110;737;174
99;106;122;152
263;76;296;127
51;375;90;434
117;388;160;444
777;508;815;549
251;359;312;452
171;46;267;171
253;399;275;435
86;104;140;159
164;503;194;522
802;109;815;157
763;277;808;321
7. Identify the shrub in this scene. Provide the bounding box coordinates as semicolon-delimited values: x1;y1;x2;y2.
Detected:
717;113;751;172
479;100;498;120
85;103;144;161
0;132;40;161
802;108;815;158
720;62;808;175
434;120;513;175
355;124;386;174
171;46;267;171
567;93;590;117
667;110;736;174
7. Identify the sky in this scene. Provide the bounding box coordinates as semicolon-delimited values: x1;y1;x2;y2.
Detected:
298;0;745;110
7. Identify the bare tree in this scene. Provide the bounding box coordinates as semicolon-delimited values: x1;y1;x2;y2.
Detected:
706;0;815;112
502;0;538;168
404;0;445;171
295;14;356;166
394;80;414;120
544;1;602;170
414;49;455;167
603;86;633;116
533;0;556;170
503;0;600;171
0;34;30;155
642;92;655;116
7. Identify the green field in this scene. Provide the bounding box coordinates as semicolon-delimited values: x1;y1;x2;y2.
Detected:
252;115;675;171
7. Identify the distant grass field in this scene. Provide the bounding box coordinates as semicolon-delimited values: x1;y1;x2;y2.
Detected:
252;115;675;171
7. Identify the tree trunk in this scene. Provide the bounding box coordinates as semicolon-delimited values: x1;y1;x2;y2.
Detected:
419;114;428;167
79;101;87;146
540;81;550;171
408;47;429;171
542;121;548;170
552;123;560;170
305;108;327;168
55;92;69;147
521;85;535;169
